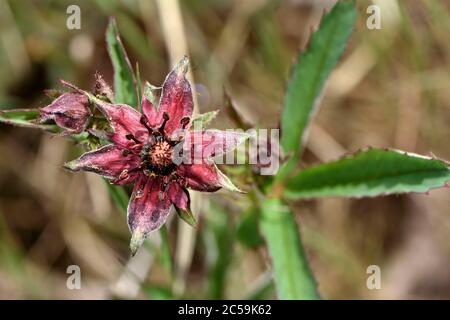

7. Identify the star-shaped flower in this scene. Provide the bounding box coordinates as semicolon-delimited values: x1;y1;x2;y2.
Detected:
64;57;248;255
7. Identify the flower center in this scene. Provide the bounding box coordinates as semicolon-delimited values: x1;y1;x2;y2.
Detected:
149;140;173;167
136;112;189;177
139;136;177;176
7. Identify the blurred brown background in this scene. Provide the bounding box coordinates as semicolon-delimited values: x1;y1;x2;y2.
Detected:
0;0;449;299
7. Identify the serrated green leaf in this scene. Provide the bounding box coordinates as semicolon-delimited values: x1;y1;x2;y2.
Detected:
280;1;356;158
259;198;320;300
284;149;450;199
106;17;138;108
0;108;60;133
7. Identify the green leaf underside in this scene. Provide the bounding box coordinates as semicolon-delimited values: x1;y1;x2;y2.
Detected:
106;18;138;108
0;109;60;133
284;149;450;199
191;110;219;129
259;198;320;300
280;1;356;157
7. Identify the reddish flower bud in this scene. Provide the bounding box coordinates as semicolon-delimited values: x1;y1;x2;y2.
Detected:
94;72;114;102
40;92;91;134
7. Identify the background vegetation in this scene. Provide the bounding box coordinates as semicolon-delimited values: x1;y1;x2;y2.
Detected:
0;0;449;299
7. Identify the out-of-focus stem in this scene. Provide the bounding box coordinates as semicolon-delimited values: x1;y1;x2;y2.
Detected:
155;0;198;113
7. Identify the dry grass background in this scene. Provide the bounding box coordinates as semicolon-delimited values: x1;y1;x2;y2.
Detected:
0;0;449;299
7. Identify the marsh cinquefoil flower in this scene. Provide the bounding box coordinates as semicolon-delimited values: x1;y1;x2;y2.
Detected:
64;57;248;255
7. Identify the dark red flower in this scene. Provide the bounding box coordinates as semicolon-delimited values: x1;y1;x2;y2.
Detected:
39;92;91;134
64;57;248;255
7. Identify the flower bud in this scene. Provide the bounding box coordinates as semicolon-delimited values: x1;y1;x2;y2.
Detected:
94;72;114;102
40;92;91;134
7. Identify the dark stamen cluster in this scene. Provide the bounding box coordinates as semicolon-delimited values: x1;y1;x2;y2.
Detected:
121;112;189;178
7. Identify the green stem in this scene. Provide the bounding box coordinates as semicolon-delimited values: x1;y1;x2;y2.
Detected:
259;197;320;300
